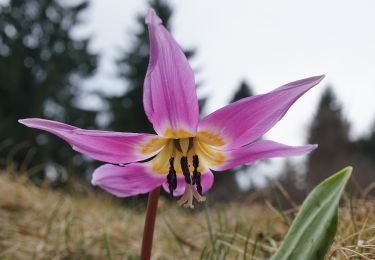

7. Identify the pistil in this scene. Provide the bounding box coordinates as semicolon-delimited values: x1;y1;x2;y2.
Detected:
177;183;206;208
177;183;194;208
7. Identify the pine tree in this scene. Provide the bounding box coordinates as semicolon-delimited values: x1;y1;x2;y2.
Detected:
305;87;351;189
0;0;98;175
358;120;375;156
353;120;375;193
210;80;254;202
306;87;375;195
232;81;254;102
106;0;199;134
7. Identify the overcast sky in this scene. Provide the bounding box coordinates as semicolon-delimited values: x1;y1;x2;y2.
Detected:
65;0;375;186
79;0;375;168
82;0;375;149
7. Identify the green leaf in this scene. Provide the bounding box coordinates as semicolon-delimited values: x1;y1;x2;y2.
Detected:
270;166;352;260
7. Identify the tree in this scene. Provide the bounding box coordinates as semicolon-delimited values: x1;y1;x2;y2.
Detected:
305;87;351;189
0;0;98;176
358;120;375;156
231;81;254;102
106;0;200;134
209;80;254;202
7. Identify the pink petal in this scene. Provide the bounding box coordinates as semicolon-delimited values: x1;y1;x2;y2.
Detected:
213;140;317;171
19;118;165;164
201;170;215;193
144;9;199;138
161;170;215;196
198;75;324;149
92;163;164;197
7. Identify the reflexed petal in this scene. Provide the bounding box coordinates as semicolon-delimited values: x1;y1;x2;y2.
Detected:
19;118;166;164
213;140;317;171
144;9;199;138
92;163;164;197
201;170;214;193
198;75;324;149
161;169;214;195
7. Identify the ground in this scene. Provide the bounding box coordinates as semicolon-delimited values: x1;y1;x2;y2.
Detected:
0;171;374;259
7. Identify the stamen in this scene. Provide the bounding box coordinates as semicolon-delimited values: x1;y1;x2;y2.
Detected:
166;157;177;197
179;138;190;155
173;139;182;153
174;138;194;155
192;155;202;195
188;137;194;151
192;154;199;168
180;156;191;184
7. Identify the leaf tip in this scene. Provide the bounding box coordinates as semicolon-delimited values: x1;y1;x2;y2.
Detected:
340;166;353;178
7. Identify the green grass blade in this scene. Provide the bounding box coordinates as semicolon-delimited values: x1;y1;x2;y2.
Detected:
204;201;215;249
270;166;352;260
251;233;260;260
102;229;113;260
243;227;252;260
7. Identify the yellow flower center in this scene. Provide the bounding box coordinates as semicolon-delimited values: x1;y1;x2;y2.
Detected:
149;137;224;175
139;132;226;208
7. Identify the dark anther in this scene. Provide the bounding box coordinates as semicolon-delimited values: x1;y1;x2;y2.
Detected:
192;155;202;195
180;156;191;184
167;157;177;197
192;154;199;168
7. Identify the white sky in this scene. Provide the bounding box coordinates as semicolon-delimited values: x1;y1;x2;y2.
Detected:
81;0;375;184
82;0;375;149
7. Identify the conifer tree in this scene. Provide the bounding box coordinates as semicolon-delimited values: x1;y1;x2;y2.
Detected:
305;87;350;188
358;120;375;156
0;0;98;174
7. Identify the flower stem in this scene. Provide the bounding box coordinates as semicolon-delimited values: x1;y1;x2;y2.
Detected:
140;187;160;260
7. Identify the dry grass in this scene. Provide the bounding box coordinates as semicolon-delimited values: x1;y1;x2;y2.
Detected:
1;171;375;259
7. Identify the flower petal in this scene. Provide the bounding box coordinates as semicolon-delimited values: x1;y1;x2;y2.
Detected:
19;118;166;164
92;163;164;197
161;169;215;196
198;75;324;149
144;9;199;138
213;140;317;171
201;170;215;193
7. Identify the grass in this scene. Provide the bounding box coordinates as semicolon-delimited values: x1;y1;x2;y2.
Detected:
1;170;375;259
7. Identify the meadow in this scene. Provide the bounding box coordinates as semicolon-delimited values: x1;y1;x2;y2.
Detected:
1;169;374;259
1;0;375;259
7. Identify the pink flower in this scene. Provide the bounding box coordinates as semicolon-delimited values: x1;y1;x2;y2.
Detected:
19;9;323;208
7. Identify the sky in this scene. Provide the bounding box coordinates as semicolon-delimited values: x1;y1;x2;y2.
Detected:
79;0;375;184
